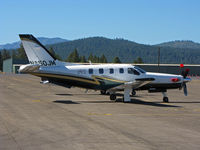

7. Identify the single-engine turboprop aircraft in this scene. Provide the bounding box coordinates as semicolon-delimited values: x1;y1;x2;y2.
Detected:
19;34;191;103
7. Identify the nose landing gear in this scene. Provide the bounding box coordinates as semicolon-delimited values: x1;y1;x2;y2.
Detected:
162;92;169;103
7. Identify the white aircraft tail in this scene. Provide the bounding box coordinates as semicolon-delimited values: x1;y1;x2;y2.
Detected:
19;34;74;66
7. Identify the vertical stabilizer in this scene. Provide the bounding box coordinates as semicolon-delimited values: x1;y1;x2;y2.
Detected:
19;34;58;66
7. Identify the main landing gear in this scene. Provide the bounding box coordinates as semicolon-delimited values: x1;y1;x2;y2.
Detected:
108;90;169;103
131;89;136;96
110;94;116;101
100;90;107;95
162;92;169;103
109;87;132;102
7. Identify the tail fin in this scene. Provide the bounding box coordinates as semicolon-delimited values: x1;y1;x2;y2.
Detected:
19;34;57;66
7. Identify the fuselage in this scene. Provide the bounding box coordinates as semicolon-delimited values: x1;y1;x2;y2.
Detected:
27;63;184;91
18;34;192;102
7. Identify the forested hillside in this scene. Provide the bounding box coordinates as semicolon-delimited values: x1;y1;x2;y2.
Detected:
156;40;200;49
47;37;200;64
1;37;200;69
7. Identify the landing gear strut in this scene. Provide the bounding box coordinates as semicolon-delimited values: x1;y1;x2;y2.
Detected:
123;87;132;102
100;90;107;95
162;92;169;103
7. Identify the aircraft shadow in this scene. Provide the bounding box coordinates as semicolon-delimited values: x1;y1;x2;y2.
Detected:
169;101;200;104
53;99;179;107
56;93;104;96
55;93;142;98
53;100;80;104
115;98;180;107
76;100;115;103
56;94;73;96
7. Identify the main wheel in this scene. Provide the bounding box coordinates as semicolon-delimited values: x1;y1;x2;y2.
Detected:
110;94;116;101
132;90;136;96
163;97;169;103
100;90;106;95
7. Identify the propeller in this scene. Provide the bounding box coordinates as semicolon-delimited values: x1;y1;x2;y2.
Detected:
182;82;187;96
181;68;190;78
180;67;190;96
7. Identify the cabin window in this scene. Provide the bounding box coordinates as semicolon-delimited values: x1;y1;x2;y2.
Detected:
89;68;93;74
99;68;104;74
128;68;140;75
119;68;124;73
109;68;114;74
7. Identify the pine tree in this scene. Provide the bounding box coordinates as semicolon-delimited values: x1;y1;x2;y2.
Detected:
49;47;62;60
73;48;80;62
112;57;121;63
16;44;28;60
88;53;94;62
80;56;86;63
133;57;143;64
12;50;17;59
66;52;74;62
49;47;56;56
1;49;11;60
0;51;2;71
100;54;107;63
66;48;80;62
93;55;99;63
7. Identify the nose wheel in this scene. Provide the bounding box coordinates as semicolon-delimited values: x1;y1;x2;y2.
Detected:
163;97;169;103
162;92;169;103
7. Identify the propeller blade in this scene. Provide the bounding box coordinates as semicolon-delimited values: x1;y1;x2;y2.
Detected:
183;83;187;96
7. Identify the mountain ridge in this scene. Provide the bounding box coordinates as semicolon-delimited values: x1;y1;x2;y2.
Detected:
1;37;200;64
0;37;68;50
46;37;200;64
155;40;200;49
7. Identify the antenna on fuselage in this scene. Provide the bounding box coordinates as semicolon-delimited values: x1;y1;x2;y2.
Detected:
89;60;92;65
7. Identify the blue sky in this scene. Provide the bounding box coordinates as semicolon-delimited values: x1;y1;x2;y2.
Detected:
1;0;200;44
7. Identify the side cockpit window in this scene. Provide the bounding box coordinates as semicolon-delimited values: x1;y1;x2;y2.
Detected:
128;68;140;75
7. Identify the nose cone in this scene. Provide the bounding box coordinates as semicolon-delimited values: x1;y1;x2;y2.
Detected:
146;72;183;84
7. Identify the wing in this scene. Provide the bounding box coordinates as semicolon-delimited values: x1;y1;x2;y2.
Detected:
108;78;155;92
91;75;154;91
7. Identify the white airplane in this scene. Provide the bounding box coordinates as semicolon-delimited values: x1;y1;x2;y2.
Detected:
19;34;191;103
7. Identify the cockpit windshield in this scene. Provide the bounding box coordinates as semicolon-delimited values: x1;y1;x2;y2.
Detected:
134;66;146;73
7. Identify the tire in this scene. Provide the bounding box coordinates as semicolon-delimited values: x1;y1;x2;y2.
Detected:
132;90;136;96
110;94;116;100
163;97;169;103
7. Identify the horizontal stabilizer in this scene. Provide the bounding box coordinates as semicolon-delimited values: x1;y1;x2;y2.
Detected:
19;64;40;73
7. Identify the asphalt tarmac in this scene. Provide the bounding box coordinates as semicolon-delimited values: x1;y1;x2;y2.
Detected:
0;74;200;150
